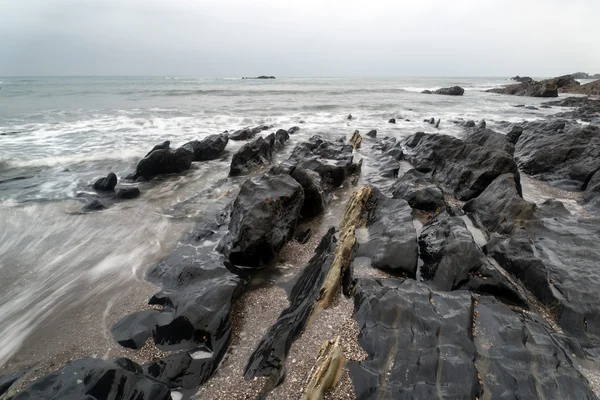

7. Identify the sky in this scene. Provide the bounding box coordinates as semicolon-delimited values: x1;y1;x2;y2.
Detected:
0;0;598;77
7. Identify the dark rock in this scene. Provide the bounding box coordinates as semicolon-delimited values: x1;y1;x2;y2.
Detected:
295;227;312;244
349;278;479;400
421;90;433;94
11;358;171;400
465;120;476;128
347;114;353;120
433;86;465;96
464;174;535;234
463;127;515;155
134;147;193;180
366;129;377;138
356;187;418;277
544;96;600;122
404;132;521;201
242;76;276;79
229;136;273;176
435;118;441;128
291;168;328;219
474;296;597;399
378;156;400;178
82;199;105;212
93;173;117;191
229;128;255;141
218;174;304;267
115;187;141;200
418;214;524;303
511;75;534;83
145;140;170;157
0;369;27;397
181;133;228;161
515;120;600;189
274;129;290;151
388;118;396;124
245;229;338;388
487;76;578;98
507;125;523;144
391;169;445;212
477;119;486;129
288;126;300;135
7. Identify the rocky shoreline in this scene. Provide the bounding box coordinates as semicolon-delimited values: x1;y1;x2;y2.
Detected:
2;86;600;400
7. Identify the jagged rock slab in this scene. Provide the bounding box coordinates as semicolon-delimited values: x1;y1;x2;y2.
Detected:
218;173;304;267
404;132;521;201
229;136;273;176
391;169;446;212
468;176;600;343
348;278;479;400
356;186;418;277
515;120;600;190
9;358;171;400
474;296;598;399
463;127;515;155
182;133;229;161
418;213;526;304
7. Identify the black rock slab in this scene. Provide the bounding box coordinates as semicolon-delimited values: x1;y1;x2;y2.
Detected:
463;127;515;155
229;136;273;176
291;168;329;219
0;369;27;397
348;278;479;400
404;132;521;201
515;120;600;190
10;358;171;400
356;186;418;277
391;169;446;212
181;133;229;161
474;296;597;399
218;174;304;267
245;228;338;389
418;214;525;304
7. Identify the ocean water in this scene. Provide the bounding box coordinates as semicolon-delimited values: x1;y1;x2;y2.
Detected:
0;76;560;369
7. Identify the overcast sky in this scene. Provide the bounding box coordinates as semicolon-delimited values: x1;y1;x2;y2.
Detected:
0;0;598;77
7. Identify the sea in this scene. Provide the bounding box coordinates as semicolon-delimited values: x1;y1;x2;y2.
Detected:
0;76;568;370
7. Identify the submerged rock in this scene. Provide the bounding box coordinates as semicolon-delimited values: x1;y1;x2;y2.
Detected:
218;174;304;267
115;187;141;200
288;126;300;135
93;172;117;191
133;147;193;180
181;133;229;161
81;199;105;212
11;358;171;400
404;132;521;201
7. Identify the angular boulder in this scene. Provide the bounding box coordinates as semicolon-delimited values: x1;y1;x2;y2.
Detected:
463;127;515;155
93;172;117;191
181;133;228;161
391;169;445;212
133;147;193;180
229;136;273;176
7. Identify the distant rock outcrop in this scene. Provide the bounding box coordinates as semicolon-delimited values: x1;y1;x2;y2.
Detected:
489;75;579;97
570;72;600;79
422;86;465;96
242;76;276;79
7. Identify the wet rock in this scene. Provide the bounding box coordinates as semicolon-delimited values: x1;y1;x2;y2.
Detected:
115;187;141;200
349;278;479;400
347;114;353;120
229;128;256;141
487;80;558;97
378;156;400;178
544;96;600;122
291;168;328;219
349;130;362;149
301;336;345;400
295;227;312;244
421;90;433;94
477;119;486;129
465;120;476;128
0;369;27;397
435;118;441;128
286;135;358;188
474;296;597;399
288;126;300;135
145;140;170;157
134;147;193;180
218;174;304;267
366;129;377;138
82;199;105;212
507;125;523;144
273;129;290;151
464;174;536;234
93;172;117;191
10;358;171;400
418;214;525;303
391;169;445;212
404;132;521;201
356;186;418;277
515;120;600;190
434;86;465;96
463;127;515;155
482;199;600;343
229;136;273;176
388;118;396;124
181;133;228;161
